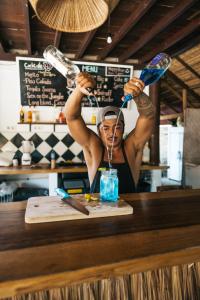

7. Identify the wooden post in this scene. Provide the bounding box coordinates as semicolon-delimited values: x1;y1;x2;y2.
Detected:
182;89;187;122
149;82;160;165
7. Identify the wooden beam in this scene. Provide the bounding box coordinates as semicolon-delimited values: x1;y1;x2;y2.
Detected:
182;89;187;122
182;89;187;111
149;82;160;165
0;53;16;61
54;31;62;49
162;80;183;101
75;30;97;59
99;0;156;60
176;57;200;79
22;0;32;55
160;113;183;120
169;33;200;57
141;17;200;63
161;98;180;113
167;71;200;105
0;42;4;53
118;0;196;62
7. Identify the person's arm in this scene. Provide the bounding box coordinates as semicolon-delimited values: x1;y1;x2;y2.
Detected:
124;77;155;151
64;72;98;149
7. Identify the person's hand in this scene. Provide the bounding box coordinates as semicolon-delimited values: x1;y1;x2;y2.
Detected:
124;77;145;98
76;72;96;96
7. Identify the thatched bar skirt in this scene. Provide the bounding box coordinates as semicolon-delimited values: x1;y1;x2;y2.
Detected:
0;190;200;299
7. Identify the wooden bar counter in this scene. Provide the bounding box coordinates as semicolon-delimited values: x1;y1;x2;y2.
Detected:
0;163;168;175
0;189;200;298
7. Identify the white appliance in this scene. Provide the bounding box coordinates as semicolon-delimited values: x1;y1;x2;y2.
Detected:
21;141;34;165
167;127;184;181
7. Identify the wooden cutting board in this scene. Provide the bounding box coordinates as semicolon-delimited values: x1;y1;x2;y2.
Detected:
25;195;133;224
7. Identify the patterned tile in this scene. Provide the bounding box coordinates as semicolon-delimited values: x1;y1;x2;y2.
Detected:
53;141;66;156
0;132;15;141
1;141;18;153
72;157;82;163
35;132;50;140
29;133;43;148
37;142;52;156
45;134;59;148
10;133;25;148
54;132;66;140
0;133;8;149
39;157;50;164
57;157;65;163
31;150;43;164
69;142;82;156
77;150;84;162
62;149;75;161
62;134;74;147
45;150;59;162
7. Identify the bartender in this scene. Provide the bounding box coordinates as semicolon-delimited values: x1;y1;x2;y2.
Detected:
64;72;155;193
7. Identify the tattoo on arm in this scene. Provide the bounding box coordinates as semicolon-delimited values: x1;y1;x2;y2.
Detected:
134;92;154;117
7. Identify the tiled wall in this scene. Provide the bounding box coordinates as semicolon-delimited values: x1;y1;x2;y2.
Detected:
0;132;84;164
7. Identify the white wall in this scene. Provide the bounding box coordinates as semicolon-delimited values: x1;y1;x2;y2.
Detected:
0;61;148;133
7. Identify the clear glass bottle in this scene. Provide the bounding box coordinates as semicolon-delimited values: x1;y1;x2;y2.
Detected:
100;169;118;202
43;45;93;95
43;45;80;90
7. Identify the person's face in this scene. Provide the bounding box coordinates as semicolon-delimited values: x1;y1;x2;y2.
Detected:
99;119;124;148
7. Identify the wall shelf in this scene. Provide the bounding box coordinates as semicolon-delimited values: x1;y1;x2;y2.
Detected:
17;122;96;131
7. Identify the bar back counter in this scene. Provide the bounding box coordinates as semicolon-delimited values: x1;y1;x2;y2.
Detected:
0;189;200;299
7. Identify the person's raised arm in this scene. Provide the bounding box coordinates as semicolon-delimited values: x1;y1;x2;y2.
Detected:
124;77;155;151
64;72;97;148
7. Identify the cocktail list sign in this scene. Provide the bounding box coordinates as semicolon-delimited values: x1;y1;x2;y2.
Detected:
17;57;133;108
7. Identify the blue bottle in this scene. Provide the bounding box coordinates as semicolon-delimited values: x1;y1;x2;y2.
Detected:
124;53;171;102
100;169;118;202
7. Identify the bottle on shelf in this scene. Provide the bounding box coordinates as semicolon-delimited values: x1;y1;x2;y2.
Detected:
58;108;66;124
20;106;25;123
27;106;32;123
91;111;96;125
32;105;39;123
50;151;56;169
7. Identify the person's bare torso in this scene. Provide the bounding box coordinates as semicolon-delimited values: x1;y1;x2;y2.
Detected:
83;136;142;187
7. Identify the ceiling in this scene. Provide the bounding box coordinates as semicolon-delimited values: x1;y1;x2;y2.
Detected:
0;0;199;120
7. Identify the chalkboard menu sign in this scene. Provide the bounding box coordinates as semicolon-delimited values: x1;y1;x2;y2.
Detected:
17;57;133;108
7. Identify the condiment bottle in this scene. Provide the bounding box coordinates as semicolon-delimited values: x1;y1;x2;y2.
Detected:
27;106;32;123
32;105;39;123
50;151;56;169
58;108;66;123
91;112;96;124
20;106;25;123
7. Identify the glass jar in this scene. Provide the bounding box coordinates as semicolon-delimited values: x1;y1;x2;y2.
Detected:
100;169;118;202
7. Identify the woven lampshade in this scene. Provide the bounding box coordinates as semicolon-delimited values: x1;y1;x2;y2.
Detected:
29;0;118;33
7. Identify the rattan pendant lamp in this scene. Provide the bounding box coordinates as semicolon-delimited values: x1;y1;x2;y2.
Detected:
29;0;118;33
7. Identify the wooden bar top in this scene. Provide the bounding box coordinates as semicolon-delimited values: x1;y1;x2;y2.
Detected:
0;163;169;175
0;189;200;298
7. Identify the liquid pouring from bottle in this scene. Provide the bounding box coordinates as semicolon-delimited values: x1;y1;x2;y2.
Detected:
43;46;171;169
43;46;111;166
109;53;171;165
